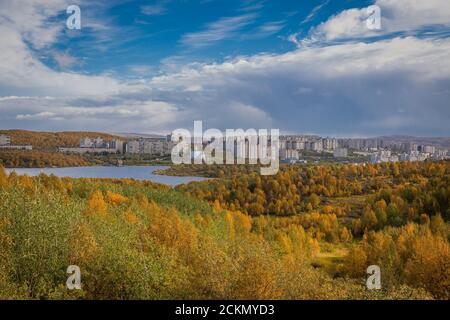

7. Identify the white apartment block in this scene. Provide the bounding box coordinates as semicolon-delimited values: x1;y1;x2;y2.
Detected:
126;138;172;156
280;149;299;160
420;145;436;154
0;134;33;150
126;140;141;154
60;137;123;154
80;137;94;148
322;138;338;150
0;134;11;146
333;148;348;158
399;151;429;162
370;150;398;163
309;141;323;152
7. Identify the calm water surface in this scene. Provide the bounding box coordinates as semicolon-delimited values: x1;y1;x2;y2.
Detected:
6;166;207;186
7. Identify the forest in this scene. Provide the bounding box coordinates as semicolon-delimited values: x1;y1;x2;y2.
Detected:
0;150;92;168
0;130;123;152
0;161;448;299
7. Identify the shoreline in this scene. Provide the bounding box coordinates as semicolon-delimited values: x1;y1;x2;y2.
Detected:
4;165;210;187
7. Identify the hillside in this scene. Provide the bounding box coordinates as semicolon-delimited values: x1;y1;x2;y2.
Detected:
0;130;124;151
0;163;440;300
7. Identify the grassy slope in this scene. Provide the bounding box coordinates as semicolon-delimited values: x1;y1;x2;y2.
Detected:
0;170;434;299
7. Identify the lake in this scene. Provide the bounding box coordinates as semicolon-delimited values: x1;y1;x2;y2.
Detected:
5;165;208;187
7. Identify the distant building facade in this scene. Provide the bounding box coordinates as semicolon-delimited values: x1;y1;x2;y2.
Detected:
0;134;32;150
0;134;11;146
125;137;172;156
370;150;399;163
333;148;348;158
322;138;338;150
59;137;123;154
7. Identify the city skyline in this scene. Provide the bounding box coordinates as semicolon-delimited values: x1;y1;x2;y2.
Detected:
0;0;449;136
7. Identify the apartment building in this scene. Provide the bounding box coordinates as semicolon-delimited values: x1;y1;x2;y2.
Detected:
322;138;338;150
0;134;33;150
59;137;123;154
333;148;348;158
0;134;11;146
126;138;172;156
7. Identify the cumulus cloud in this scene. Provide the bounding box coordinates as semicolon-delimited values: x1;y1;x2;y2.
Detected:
0;0;68;49
142;36;450;135
302;0;450;43
0;1;129;97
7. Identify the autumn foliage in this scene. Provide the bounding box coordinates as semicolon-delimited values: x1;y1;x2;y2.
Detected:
0;162;447;299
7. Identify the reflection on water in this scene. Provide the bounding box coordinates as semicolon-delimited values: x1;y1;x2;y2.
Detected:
5;165;207;187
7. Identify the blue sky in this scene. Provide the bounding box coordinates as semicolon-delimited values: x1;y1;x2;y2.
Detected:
0;0;449;136
52;0;369;76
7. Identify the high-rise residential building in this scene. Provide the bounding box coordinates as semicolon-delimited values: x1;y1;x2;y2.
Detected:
309;141;323;152
322;138;338;150
280;149;299;160
126;140;141;154
370;150;400;163
404;142;419;152
60;137;123;154
295;141;305;150
125;138;172;156
110;140;124;153
0;134;33;150
419;145;436;154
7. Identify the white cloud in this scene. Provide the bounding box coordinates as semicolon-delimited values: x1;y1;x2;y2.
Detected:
303;0;450;43
180;14;257;48
2;96;186;132
128;65;155;76
0;1;129;97
16;111;59;120
227;102;273;127
141;4;167;16
1;36;449;135
151;37;450;87
143;36;450;134
242;21;285;39
287;32;301;46
52;51;78;69
301;0;330;25
0;0;69;49
378;0;450;31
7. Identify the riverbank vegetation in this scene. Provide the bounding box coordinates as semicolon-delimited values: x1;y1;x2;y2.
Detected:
0;150;92;168
154;164;261;178
0;150;172;168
